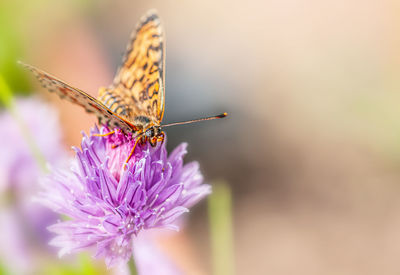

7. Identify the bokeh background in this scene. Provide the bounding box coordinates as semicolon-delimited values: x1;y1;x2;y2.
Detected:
1;0;400;274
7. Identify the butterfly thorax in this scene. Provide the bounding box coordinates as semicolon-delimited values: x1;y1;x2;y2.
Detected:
133;115;158;133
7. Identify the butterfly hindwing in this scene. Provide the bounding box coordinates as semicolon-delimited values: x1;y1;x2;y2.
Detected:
99;10;165;124
19;62;135;133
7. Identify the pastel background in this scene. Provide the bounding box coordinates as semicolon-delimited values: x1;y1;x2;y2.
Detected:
1;0;400;274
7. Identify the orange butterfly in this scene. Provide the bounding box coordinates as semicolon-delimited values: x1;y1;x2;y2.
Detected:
20;10;226;161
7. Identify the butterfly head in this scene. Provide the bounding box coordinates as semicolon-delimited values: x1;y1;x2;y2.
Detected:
142;125;164;147
144;125;162;138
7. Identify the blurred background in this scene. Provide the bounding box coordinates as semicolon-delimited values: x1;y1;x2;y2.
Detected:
1;0;400;274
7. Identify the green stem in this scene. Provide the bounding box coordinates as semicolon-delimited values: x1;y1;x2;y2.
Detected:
128;257;138;275
208;181;235;275
0;74;48;173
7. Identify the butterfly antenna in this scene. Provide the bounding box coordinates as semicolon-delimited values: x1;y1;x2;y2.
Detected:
162;112;227;128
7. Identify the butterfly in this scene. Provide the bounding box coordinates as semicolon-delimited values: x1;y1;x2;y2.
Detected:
20;10;227;162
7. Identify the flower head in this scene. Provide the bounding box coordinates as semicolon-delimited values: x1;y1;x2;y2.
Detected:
40;126;211;267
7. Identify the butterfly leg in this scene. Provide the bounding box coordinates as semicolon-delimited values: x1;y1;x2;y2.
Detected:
93;130;115;137
148;132;165;147
124;136;142;167
157;131;165;143
149;137;158;147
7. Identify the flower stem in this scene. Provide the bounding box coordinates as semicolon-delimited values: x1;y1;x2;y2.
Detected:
208;180;235;275
0;74;48;173
128;257;138;275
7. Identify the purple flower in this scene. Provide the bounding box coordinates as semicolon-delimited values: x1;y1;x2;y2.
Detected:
40;126;211;268
0;97;66;273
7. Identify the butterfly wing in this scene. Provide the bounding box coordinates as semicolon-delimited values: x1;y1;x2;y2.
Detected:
99;10;165;124
19;62;136;133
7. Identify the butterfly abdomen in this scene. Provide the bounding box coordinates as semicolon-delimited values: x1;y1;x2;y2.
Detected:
98;87;133;117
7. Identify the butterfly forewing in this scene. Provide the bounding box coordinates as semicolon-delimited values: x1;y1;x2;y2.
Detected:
20;62;135;133
99;10;165;124
20;10;165;134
